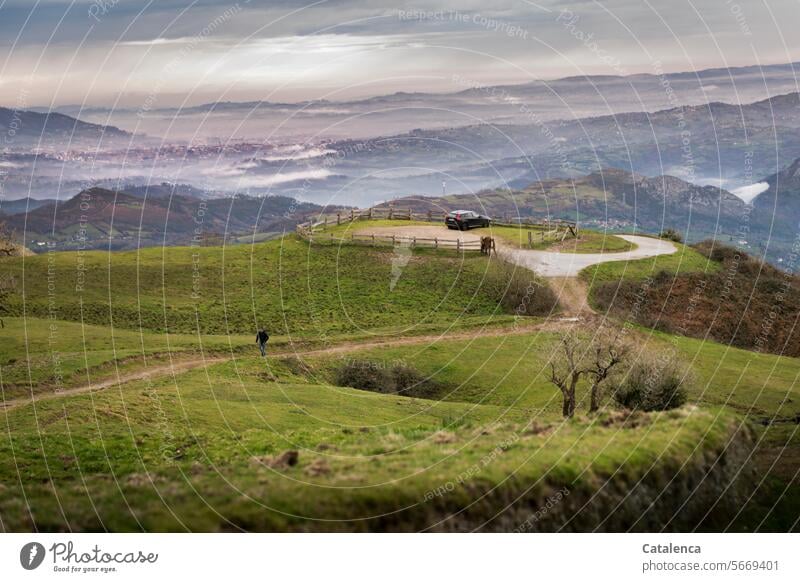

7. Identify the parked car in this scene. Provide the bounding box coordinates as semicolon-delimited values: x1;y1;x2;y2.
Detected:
445;210;491;230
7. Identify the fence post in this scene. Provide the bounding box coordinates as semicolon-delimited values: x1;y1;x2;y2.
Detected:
368;208;372;220
457;239;461;253
427;210;432;222
337;213;341;225
413;237;416;248
435;237;438;249
389;205;394;220
350;209;354;222
528;231;532;248
392;234;396;246
372;234;375;247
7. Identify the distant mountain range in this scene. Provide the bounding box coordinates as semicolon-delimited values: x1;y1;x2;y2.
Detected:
0;107;131;148
271;89;800;207
381;158;800;270
26;61;800;143
2;187;334;250
0;197;57;215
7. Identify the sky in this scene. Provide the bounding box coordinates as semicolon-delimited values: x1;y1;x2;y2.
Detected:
0;0;799;108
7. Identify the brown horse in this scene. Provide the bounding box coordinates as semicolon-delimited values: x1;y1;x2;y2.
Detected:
480;236;496;256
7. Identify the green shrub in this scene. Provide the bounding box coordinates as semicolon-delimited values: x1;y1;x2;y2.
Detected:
660;228;684;243
693;240;747;263
335;360;442;398
336;360;394;394
613;357;690;411
484;259;559;316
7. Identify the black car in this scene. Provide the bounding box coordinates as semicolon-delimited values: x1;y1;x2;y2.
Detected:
445;210;491;230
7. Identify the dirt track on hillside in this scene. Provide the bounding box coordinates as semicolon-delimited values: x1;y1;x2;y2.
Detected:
1;319;590;411
0;318;574;412
2;228;670;411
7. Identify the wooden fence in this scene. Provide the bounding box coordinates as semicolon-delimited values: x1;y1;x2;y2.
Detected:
300;231;482;251
295;206;577;252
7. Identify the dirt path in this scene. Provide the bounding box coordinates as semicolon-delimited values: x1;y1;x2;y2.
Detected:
351;226;676;278
3;230;672;412
548;277;593;317
352;225;674;318
1;320;582;412
0;357;230;411
502;235;676;277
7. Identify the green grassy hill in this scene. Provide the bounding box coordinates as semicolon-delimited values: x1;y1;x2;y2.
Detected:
1;236;533;336
1;232;797;531
0;353;752;531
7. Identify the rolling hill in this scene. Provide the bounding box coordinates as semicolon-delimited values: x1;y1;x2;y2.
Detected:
381;158;800;270
0;106;131;148
0;233;797;531
5;187;333;250
382;168;746;237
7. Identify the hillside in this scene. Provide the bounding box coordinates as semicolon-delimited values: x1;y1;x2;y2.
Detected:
383;159;800;271
5;187;332;250
1;232;798;531
752;157;800;237
585;241;800;357
0;236;542;335
0;107;131;148
383;168;745;238
0;197;57;215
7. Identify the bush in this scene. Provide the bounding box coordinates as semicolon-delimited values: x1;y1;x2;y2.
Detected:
660;228;684;243
335;360;442;398
613;357;690;411
693;240;748;264
483;259;559;316
336;360;394;394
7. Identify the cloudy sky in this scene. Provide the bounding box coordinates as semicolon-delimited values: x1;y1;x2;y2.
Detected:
0;0;798;108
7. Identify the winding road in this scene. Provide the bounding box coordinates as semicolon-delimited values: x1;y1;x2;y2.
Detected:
503;234;677;277
352;225;677;277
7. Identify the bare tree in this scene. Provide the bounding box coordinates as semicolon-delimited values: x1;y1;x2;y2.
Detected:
587;343;627;413
548;336;586;418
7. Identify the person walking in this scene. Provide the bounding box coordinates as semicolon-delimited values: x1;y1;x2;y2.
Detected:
256;328;269;357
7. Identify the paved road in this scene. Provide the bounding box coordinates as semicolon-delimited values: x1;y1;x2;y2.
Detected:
504;235;677;277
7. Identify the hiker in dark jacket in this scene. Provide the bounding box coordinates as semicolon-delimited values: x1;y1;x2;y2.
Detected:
256;328;269;356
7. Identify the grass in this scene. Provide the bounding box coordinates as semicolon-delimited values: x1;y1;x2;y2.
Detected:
316;218;632;256
302;326;800;418
491;228;634;253
580;242;720;288
1;233;797;531
1;235;524;337
0;318;248;399
0;353;746;531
